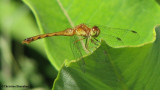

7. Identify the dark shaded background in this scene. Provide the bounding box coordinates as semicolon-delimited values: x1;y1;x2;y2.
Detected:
0;0;57;89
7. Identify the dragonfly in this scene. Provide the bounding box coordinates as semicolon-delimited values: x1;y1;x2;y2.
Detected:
22;24;139;72
22;24;139;47
22;24;100;50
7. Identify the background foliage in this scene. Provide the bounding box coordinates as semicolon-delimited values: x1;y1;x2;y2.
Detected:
0;0;57;89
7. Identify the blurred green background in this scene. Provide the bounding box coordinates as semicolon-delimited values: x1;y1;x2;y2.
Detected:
0;0;57;89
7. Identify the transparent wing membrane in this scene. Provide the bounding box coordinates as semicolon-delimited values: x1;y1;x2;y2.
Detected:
103;34;124;46
70;36;86;72
99;26;140;46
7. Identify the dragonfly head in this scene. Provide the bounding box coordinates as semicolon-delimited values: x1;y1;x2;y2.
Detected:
91;26;100;37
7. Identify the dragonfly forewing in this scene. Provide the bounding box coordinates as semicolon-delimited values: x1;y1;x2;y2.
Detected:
70;36;86;72
99;26;140;47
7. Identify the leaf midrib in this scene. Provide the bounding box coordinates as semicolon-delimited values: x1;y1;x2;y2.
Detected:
56;0;89;53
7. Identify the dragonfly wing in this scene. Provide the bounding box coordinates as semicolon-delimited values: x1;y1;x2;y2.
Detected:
82;24;139;46
70;36;86;72
99;26;140;46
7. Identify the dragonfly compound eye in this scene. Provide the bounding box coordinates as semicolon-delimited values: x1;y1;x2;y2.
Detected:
91;26;100;37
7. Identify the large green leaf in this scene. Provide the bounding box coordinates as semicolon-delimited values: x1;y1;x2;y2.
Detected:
23;0;160;71
53;26;160;90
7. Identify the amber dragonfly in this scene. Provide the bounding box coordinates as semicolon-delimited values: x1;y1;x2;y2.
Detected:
22;24;101;50
22;24;139;48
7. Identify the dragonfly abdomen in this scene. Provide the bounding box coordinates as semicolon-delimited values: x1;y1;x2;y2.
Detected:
22;28;74;44
22;34;51;44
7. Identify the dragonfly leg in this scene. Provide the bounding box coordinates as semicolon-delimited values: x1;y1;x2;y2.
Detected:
73;37;90;53
94;38;100;42
85;37;90;50
74;37;86;43
91;39;99;46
